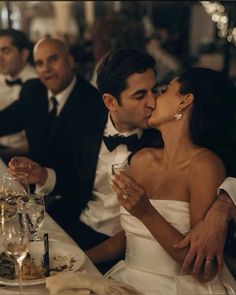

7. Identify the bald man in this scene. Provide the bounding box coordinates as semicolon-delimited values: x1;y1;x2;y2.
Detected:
0;38;102;201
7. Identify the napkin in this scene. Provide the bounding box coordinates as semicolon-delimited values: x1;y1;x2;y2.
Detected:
46;272;143;295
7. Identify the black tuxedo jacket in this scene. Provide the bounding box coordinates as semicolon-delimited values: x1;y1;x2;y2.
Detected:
0;75;102;196
71;105;163;215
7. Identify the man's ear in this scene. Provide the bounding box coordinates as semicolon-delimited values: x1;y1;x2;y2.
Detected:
179;93;194;111
102;93;118;111
21;48;30;63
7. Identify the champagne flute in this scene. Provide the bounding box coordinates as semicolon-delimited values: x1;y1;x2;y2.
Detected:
3;220;29;295
23;194;45;241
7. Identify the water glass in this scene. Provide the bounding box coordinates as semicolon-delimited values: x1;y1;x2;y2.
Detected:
23;194;45;241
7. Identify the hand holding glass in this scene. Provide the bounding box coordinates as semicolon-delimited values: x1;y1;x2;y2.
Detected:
3;172;29;204
111;162;129;176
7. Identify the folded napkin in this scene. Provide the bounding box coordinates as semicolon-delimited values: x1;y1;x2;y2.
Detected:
46;272;143;295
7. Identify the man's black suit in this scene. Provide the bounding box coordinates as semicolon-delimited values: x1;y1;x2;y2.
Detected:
0;75;102;198
63;104;163;247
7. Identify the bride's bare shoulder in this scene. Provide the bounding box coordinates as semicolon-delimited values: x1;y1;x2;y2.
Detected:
190;148;225;178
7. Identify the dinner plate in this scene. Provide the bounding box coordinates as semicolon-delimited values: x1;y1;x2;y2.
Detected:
0;239;86;286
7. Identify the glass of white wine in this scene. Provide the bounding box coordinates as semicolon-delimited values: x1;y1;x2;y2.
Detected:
3;220;29;295
23;194;45;241
3;172;29;205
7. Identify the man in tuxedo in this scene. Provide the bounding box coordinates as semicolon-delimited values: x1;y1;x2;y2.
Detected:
0;37;102;200
0;29;37;160
10;49;162;249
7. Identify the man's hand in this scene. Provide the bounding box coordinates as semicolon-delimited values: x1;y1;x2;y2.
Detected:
174;191;235;281
174;217;227;280
9;156;48;186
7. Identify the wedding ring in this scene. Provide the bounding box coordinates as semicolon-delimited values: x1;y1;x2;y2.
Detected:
122;192;129;200
205;260;211;264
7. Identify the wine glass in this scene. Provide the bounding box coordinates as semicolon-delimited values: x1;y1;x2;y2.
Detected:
3;172;29;205
23;194;45;241
3;219;29;295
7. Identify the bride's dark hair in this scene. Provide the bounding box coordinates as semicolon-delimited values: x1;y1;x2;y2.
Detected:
177;67;236;175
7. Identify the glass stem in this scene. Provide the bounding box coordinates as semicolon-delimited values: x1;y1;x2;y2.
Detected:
17;261;23;295
30;231;38;241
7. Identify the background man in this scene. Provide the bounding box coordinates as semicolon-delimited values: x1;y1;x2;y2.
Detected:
0;29;37;160
0;37;101;205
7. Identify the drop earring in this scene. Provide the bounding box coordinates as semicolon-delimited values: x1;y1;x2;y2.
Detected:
174;108;182;120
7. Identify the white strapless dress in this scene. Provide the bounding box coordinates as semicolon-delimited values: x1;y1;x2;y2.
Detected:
105;200;236;295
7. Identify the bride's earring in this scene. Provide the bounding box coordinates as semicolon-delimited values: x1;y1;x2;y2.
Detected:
174;107;183;120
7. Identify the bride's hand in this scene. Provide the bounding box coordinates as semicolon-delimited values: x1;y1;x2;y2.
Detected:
112;172;153;220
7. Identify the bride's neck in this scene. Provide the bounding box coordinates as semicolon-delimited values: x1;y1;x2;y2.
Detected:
159;119;195;165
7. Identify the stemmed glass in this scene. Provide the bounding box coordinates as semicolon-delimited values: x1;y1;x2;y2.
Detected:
3;218;29;295
3;172;30;205
23;194;45;241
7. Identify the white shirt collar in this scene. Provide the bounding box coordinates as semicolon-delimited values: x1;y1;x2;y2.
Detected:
104;113;143;139
47;76;76;115
5;63;37;82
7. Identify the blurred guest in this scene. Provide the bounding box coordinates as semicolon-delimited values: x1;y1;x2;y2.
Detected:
1;38;101;201
146;32;181;85
89;15;146;87
0;29;37;161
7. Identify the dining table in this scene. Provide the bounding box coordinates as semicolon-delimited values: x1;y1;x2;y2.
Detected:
0;158;102;294
0;212;102;295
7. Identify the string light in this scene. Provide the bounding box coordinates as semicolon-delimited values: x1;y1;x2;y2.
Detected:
201;1;236;46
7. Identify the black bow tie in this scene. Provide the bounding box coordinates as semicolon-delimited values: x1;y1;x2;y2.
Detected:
5;78;23;87
103;134;140;152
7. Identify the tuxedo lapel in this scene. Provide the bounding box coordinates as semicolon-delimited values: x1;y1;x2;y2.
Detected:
79;110;107;179
74;107;108;208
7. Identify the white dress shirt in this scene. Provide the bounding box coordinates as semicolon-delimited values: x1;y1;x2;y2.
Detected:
35;76;76;195
217;177;236;207
0;64;37;148
37;112;142;236
80;115;142;236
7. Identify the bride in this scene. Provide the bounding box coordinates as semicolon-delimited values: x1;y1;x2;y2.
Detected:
87;67;236;294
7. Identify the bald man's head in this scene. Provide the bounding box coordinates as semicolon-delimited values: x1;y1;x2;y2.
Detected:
33;38;74;95
33;38;69;56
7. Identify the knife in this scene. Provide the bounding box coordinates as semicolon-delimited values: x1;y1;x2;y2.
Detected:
42;233;50;277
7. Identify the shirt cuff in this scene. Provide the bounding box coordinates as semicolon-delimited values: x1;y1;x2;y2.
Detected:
35;168;56;195
217;177;236;206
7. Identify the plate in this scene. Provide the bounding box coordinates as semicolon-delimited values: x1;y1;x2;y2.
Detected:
0;239;86;286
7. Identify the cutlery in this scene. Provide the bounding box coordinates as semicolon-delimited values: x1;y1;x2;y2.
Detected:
42;233;50;277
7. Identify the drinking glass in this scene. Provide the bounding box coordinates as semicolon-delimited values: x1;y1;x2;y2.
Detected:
3;220;29;295
23;194;45;241
3;172;29;205
111;162;129;176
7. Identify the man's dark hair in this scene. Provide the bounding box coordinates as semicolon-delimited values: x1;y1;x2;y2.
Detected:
96;48;157;104
0;29;31;51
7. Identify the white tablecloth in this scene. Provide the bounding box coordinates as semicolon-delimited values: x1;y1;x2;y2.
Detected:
0;213;102;295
